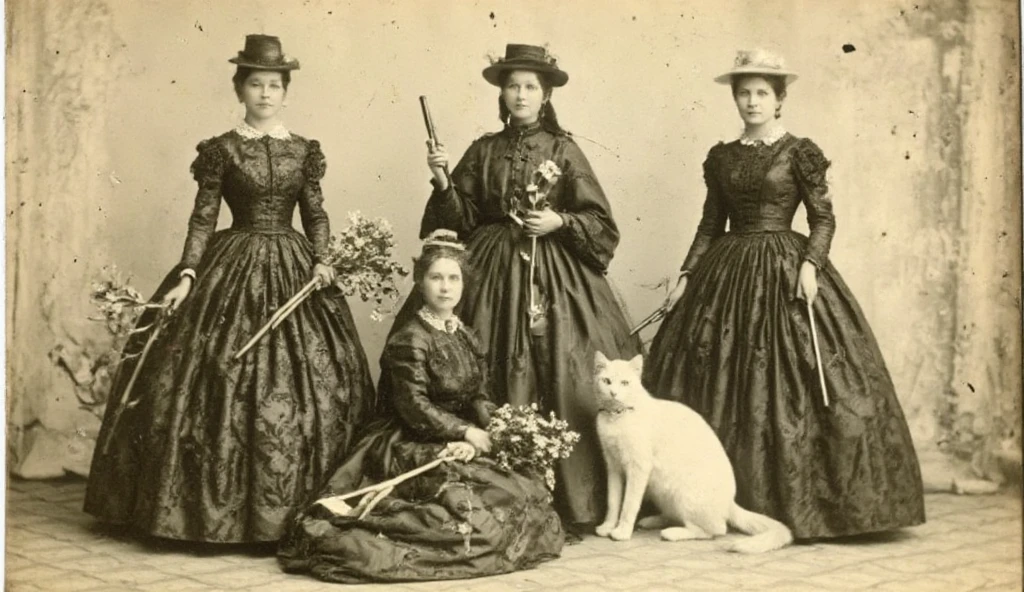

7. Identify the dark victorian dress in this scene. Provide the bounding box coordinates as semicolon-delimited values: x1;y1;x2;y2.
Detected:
643;132;926;539
398;121;641;525
84;125;376;543
278;311;564;583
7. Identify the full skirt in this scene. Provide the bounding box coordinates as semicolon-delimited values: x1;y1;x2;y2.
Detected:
277;420;564;583
84;228;377;543
643;231;925;539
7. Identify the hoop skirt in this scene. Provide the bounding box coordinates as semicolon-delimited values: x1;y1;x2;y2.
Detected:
84;131;376;542
643;135;925;539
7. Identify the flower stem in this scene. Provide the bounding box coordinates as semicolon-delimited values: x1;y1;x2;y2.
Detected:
529;237;537;312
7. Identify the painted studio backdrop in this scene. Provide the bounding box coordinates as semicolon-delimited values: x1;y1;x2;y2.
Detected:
5;0;1021;488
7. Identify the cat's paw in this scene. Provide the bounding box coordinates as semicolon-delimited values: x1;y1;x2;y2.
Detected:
594;522;615;537
609;526;634;541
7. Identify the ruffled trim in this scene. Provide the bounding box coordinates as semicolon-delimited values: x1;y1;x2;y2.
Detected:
739;124;787;146
417;307;462;334
703;142;725;187
190;138;229;186
234;120;291;140
791;138;831;189
303;140;327;182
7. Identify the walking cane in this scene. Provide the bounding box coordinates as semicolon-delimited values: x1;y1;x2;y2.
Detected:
806;299;830;408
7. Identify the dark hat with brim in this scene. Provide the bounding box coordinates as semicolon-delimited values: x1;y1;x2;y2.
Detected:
229;34;300;71
482;44;568;87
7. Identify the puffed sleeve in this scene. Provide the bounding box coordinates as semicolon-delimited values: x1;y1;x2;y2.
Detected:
552;138;621;272
792;138;836;268
179;138;227;270
420;137;486;240
298;139;331;264
679;144;729;274
384;332;474;441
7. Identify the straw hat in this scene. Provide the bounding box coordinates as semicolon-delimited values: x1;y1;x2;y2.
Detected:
714;49;797;84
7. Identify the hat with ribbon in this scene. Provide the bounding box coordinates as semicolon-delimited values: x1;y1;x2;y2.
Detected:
229;34;300;71
714;49;797;85
482;44;568;87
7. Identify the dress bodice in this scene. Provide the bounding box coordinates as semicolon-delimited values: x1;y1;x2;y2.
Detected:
421;121;622;272
216;133;318;230
178;129;331;269
378;316;495;441
680;134;835;272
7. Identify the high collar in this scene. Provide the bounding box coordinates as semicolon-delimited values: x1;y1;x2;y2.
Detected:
739;123;787;146
234;120;291;140
417;307;462;334
504;119;544;138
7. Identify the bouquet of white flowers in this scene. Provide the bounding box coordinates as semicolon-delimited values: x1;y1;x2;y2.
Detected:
327;212;409;321
487;403;580;490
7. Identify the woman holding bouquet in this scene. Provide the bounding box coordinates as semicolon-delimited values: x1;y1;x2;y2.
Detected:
414;43;641;528
642;50;925;539
278;232;564;583
84;35;376;543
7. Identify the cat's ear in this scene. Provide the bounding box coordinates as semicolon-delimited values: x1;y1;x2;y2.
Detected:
594;351;609;371
628;354;644;375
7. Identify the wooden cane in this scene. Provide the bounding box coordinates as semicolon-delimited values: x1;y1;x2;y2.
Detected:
233;278;320;360
101;308;166;454
318;457;447;505
629;307;667;336
807;299;830;408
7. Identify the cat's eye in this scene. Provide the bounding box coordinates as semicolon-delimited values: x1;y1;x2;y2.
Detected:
602;378;611;385
620;380;629;386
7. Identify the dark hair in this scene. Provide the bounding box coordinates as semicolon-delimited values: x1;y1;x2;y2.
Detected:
412;245;473;287
730;74;787;99
232;67;291;97
496;69;566;134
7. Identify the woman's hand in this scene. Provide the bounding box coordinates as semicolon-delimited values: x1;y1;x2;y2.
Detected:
440;441;476;463
523;209;564;237
162;277;193;312
311;263;336;289
796;260;819;305
464;426;493;455
664;273;689;311
426;141;450;190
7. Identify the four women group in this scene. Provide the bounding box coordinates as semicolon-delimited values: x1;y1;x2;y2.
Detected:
84;35;925;583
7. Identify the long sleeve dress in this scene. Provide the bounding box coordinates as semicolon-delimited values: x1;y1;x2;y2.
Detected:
398;120;641;525
642;132;926;539
277;310;564;583
84;124;377;543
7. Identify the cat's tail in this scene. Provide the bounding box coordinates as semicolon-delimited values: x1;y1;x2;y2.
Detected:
725;502;793;553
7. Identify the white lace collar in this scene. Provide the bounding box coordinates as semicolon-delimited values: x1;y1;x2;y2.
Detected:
417;307;462;334
739;124;787;146
234;120;291;140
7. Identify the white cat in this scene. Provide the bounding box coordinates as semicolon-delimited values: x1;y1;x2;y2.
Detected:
593;352;792;553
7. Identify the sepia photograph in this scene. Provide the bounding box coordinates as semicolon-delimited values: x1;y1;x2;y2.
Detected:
4;0;1021;590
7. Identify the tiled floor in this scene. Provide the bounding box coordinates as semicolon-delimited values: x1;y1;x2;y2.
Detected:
5;477;1022;591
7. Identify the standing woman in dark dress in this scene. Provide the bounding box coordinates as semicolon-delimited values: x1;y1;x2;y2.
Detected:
413;44;642;527
643;50;925;540
278;231;564;583
84;35;377;543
